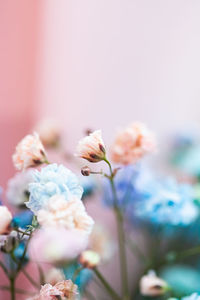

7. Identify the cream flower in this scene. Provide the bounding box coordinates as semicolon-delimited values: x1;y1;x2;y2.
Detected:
13;132;47;170
79;250;100;269
0;206;12;235
27;280;78;300
140;270;168;296
35;119;60;148
76;130;106;163
111;122;157;165
45;268;65;286
37;195;94;235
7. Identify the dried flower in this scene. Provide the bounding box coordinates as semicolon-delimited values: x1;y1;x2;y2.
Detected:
0;206;12;234
79;250;100;269
111;122;156;165
140;271;168;296
13;133;47;170
37;195;94;235
76;130;106;163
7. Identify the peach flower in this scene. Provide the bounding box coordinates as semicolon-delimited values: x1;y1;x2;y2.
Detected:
45;268;65;286
0;206;12;234
13;132;47;170
75;130;106;162
37;195;94;235
27;280;78;300
111;122;156;165
35;119;60;148
139;271;168;296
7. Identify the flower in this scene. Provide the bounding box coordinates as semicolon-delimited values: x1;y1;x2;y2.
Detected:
27;164;83;214
45;268;65;286
75;130;106;163
28;227;88;265
0;231;19;253
12;132;47;170
0;206;12;234
140;271;168;296
27;280;78;300
6;170;33;207
35;119;60;148
134;178;198;226
89;223;115;262
81;166;91;176
79;250;100;269
11;210;33;229
110;122;156;165
37;195;94;234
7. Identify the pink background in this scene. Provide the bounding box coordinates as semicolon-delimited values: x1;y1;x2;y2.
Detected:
1;1;200;298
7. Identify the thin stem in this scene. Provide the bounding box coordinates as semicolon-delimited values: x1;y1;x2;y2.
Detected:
10;277;15;300
94;268;121;300
0;261;9;277
104;158;129;300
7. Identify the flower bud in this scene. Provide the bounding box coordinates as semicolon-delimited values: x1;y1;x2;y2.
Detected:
81;166;91;176
0;231;19;253
0;206;12;234
140;270;168;297
79;250;100;269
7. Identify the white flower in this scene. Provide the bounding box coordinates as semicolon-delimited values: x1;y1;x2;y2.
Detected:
0;206;12;234
12;132;47;170
76;130;106;163
6;170;33;207
37;195;94;235
140;270;168;296
79;250;100;269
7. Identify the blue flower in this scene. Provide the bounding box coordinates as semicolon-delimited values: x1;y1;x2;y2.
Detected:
27;164;83;213
103;164;150;208
134;178;198;226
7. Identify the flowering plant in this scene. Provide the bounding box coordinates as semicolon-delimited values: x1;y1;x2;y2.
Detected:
1;121;200;300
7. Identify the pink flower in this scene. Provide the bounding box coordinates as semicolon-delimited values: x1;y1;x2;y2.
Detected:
12;132;47;170
0;206;12;235
76;130;106;163
111;122;156;165
35;119;60;148
28;227;88;265
139;271;168;296
37;195;94;235
27;280;78;300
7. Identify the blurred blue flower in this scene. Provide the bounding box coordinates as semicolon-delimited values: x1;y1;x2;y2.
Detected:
103;164;151;209
27;164;83;213
63;261;93;292
14;241;28;264
11;210;33;229
134;179;198;226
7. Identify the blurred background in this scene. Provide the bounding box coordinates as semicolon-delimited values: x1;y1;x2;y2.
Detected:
1;0;200;188
1;1;200;299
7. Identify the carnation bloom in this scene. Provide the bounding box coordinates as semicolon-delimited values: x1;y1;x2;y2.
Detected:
111;122;156;165
45;268;65;286
35;119;60;148
76;130;106;163
28;227;88;265
37;195;94;234
12;132;47;171
27;280;78;300
140;271;168;296
27;164;83;214
0;206;12;234
6;170;33;207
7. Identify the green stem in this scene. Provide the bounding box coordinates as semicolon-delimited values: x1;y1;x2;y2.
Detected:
94;268;121;300
104;158;129;300
10;277;15;300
